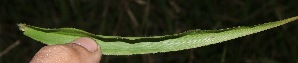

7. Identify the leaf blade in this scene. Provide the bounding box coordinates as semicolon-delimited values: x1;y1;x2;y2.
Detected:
19;16;298;55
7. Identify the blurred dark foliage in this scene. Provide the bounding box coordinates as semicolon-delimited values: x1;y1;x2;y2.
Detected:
0;0;298;63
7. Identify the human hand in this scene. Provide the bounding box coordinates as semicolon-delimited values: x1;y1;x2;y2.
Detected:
30;37;102;63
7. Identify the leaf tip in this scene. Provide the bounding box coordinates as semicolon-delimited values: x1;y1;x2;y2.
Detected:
17;23;27;31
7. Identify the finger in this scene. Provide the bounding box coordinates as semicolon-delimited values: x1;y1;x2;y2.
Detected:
30;37;101;63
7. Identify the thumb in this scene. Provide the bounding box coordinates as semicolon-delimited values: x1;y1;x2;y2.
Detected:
30;37;102;63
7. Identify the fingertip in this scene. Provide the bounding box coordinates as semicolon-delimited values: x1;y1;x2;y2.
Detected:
71;37;102;63
31;37;102;63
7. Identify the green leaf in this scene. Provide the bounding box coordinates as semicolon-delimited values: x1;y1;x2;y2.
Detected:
18;16;298;55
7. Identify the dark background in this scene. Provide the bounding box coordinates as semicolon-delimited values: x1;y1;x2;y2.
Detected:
0;0;298;63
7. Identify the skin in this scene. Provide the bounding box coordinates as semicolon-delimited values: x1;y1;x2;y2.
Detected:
30;37;102;63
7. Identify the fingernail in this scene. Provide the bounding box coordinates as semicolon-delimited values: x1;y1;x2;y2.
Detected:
72;37;98;52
